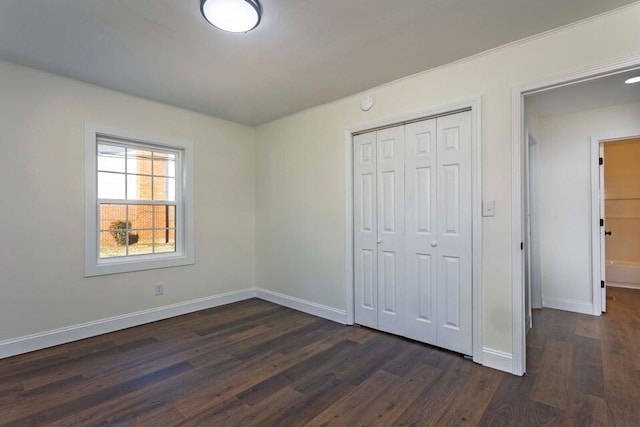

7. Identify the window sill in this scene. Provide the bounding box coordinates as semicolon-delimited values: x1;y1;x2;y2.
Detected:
85;253;194;277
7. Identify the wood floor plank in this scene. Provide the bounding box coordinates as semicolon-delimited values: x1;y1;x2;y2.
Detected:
175;327;354;418
601;348;640;425
572;336;604;398
225;386;307;426
2;291;639;426
392;358;474;426
3;362;193;426
305;369;413;426
575;315;601;340
478;372;536;426
175;398;249;427
278;373;356;424
568;390;612;427
516;401;566;427
51;358;245;427
530;341;573;411
235;339;358;406
432;365;503;426
308;354;444;426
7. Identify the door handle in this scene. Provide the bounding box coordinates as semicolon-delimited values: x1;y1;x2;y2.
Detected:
430;240;438;247
377;239;382;244
605;231;612;236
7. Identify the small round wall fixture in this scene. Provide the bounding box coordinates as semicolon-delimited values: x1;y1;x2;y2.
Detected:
201;0;262;33
360;96;374;112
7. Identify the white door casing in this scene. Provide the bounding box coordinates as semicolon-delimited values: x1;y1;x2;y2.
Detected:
435;111;473;355
353;131;378;328
376;125;406;335
599;142;606;313
528;138;542;310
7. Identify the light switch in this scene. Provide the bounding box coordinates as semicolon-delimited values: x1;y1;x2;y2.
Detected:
483;200;496;217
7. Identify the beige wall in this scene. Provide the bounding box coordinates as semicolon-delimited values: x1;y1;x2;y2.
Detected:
0;60;256;341
604;138;640;263
1;4;639;358
536;102;640;306
255;5;640;354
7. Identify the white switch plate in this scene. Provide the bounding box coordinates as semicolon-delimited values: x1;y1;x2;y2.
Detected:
482;200;496;217
154;283;164;296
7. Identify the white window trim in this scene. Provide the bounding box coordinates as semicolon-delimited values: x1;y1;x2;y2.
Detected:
84;123;194;277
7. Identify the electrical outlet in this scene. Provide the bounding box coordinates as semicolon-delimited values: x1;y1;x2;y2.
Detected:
154;283;164;296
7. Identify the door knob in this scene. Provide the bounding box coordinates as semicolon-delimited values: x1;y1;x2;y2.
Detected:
377;239;382;244
431;240;438;247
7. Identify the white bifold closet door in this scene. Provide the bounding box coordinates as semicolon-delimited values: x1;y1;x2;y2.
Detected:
353;125;405;336
404;112;472;355
354;110;472;356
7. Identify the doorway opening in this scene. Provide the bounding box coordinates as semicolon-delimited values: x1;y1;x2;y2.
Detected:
513;62;640;375
594;136;640;312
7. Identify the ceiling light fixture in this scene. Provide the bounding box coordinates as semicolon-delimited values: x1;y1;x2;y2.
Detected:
625;76;640;84
201;0;262;33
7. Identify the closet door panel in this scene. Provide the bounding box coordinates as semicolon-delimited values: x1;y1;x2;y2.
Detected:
435;111;473;355
376;125;405;335
404;119;437;343
354;131;378;328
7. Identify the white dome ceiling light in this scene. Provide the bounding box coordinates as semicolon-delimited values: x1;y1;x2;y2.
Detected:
201;0;262;33
625;76;640;84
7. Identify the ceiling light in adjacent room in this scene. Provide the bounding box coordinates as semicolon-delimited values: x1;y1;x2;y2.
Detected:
625;76;640;84
201;0;262;33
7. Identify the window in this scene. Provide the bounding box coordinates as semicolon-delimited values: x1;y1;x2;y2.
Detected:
85;124;194;276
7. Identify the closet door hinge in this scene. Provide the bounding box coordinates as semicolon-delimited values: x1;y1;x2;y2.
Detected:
601;280;605;289
520;242;524;250
599;157;603;165
600;218;604;227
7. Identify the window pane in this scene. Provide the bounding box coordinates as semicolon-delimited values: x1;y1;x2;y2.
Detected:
127;230;153;255
128;205;153;230
153;205;175;229
155;229;176;253
98;172;125;199
100;231;126;258
102;211;131;247
98;144;125;173
127;174;152;200
127;148;153;175
153;152;176;178
99;204;127;232
153;177;175;201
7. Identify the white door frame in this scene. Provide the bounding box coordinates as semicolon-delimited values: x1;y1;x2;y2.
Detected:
344;97;483;364
527;132;542;310
511;57;640;376
590;131;640;315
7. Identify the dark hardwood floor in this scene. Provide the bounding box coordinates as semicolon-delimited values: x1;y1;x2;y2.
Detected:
1;287;638;426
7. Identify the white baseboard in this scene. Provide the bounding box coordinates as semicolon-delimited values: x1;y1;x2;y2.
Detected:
255;288;347;324
542;297;593;315
0;288;256;360
483;347;513;374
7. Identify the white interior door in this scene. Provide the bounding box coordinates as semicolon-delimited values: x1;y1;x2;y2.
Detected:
599;143;607;313
404;118;437;344
354;131;378;328
435;111;473;355
376;125;405;335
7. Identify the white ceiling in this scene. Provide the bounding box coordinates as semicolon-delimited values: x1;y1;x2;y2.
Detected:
0;0;637;126
526;68;640;117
